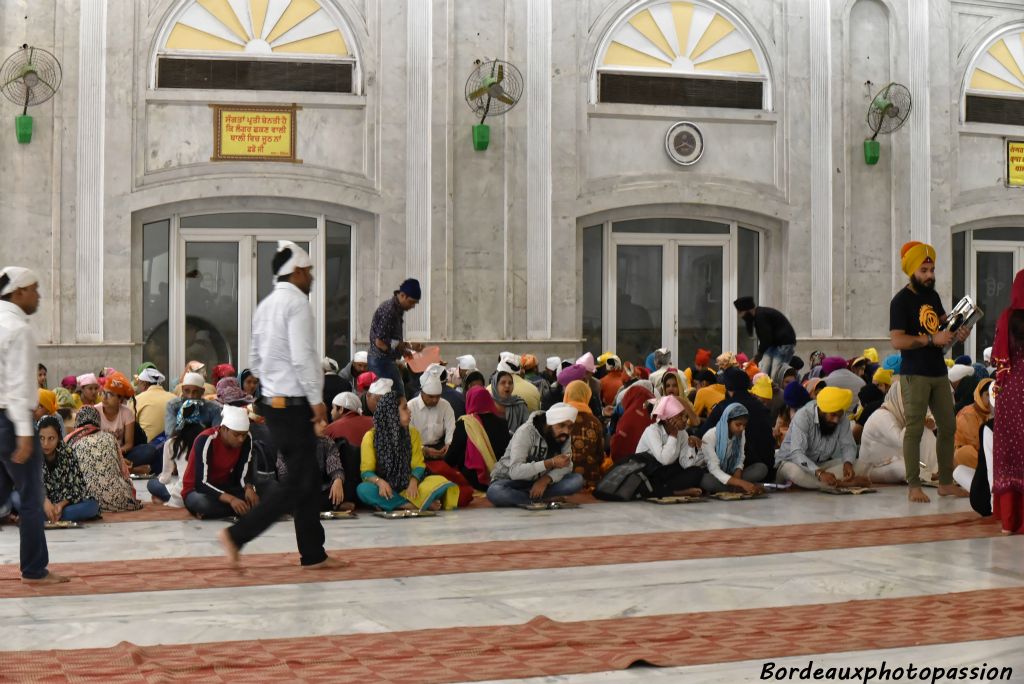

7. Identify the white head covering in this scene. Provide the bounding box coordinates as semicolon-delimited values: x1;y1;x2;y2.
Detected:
332;391;362;414
457;355;477;371
984;347;993;364
138;368;165;385
322;357;340;374
273;240;313;276
76;373;99;387
353;351;369;364
545;356;561;372
368;378;394;396
948;365;974;384
497;352;521;374
182;372;206;388
576;353;596;373
0;267;38;297
220;405;250;432
545;402;579;426
420;374;443;395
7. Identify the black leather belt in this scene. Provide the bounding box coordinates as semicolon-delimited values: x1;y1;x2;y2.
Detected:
260;396;308;408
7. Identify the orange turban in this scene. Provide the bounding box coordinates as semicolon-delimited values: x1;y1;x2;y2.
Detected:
901;241;936;277
103;371;135;399
37;389;57;415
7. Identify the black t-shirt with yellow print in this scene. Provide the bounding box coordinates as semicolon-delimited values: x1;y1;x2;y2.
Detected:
889;285;947;377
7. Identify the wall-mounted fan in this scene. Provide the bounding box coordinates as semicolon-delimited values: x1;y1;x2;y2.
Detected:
0;45;62;144
464;59;523;151
864;82;911;165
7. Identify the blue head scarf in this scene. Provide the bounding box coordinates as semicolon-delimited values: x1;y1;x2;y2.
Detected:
882;354;902;375
644;351;657;372
714;403;749;473
174;399;205;435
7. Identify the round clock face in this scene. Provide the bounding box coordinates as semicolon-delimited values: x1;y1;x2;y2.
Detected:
665;122;704;166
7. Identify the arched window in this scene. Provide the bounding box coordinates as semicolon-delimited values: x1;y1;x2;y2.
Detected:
963;24;1024;125
593;0;770;110
154;0;359;93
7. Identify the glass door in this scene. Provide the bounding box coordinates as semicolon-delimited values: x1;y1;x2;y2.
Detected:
677;244;724;370
172;228;318;383
183;241;240;371
970;243;1022;358
609;236;731;370
614;244;664;366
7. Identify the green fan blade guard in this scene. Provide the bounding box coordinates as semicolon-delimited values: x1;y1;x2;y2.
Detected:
472;123;490;151
863;139;880;165
15;115;32;144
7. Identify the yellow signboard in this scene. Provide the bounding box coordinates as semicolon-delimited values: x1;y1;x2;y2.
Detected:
212;104;301;162
1008;140;1024;187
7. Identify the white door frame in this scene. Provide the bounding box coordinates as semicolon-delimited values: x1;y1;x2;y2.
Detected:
171;226;321;379
968;238;1023;359
605;232;734;365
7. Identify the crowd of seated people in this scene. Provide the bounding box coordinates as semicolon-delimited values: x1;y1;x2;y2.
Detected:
1;342;998;525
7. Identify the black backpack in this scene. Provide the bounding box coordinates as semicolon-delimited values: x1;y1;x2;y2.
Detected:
594;452;661;502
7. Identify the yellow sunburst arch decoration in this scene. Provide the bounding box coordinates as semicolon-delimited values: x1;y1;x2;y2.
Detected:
963;23;1024;108
156;0;360;83
593;0;771;108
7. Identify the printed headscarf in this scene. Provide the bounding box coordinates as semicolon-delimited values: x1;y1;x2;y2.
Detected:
372;391;413;492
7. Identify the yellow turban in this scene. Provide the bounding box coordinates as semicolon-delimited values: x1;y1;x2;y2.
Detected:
900;241;936;277
863;347;879;363
751;375;773;400
37;388;57;415
872;368;893;386
816;387;853;414
596;351;615;366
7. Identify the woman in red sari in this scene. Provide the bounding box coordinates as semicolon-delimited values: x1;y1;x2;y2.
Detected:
992;269;1024;534
609;383;655;462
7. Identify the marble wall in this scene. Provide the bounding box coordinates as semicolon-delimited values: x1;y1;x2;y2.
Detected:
2;0;1024;379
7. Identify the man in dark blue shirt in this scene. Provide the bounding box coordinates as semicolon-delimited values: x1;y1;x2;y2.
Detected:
368;278;421;397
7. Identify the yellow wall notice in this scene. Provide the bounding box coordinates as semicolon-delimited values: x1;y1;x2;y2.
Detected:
212;105;300;162
1008;140;1024;187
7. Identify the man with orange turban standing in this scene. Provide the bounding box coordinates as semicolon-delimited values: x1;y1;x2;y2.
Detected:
889;241;971;503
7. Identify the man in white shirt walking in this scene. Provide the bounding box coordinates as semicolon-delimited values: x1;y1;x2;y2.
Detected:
0;266;68;584
219;242;343;570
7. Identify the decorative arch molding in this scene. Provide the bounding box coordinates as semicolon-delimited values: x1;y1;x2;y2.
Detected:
960;20;1024;120
587;0;774;108
148;0;367;91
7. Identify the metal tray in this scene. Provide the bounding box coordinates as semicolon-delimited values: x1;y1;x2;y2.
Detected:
518;501;581;511
44;520;82;529
320;510;359;520
373;510;438;519
819;486;877;495
647;496;706;505
129;473;155;480
709;491;766;501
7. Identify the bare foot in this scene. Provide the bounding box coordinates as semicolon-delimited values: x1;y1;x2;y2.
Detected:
398;503;417;511
938;483;969;498
22;571;70;585
429;500;442;511
218;528;240;569
303;555;350;570
908;486;931;503
673;488;703;497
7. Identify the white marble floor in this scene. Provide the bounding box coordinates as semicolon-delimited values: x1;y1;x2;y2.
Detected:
1;486;1018;682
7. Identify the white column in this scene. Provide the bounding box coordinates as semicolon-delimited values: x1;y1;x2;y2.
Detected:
405;0;432;338
809;0;833;338
908;0;931;244
75;0;107;342
526;0;552;339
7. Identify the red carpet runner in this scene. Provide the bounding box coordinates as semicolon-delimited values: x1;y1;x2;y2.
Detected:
0;511;998;598
5;586;1023;683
